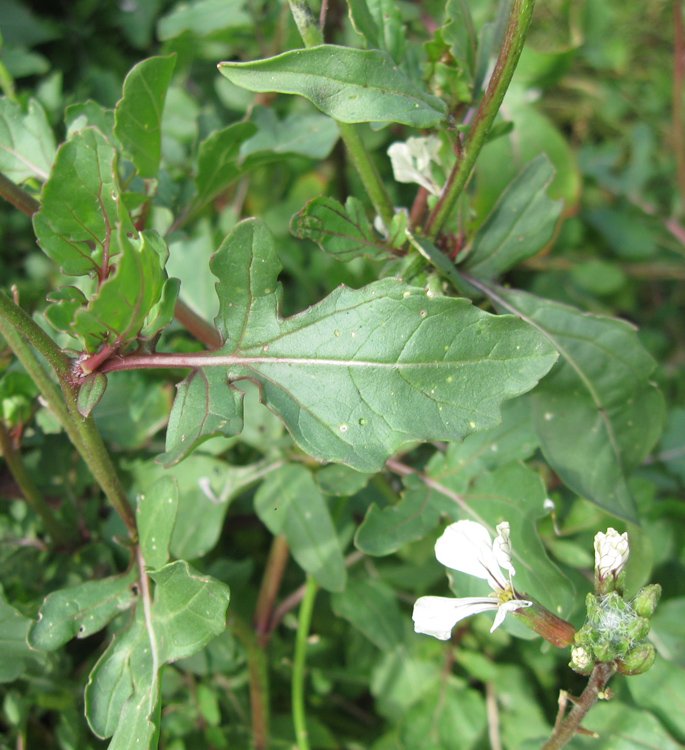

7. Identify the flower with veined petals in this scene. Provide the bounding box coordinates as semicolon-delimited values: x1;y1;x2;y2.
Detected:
412;520;533;640
594;528;629;590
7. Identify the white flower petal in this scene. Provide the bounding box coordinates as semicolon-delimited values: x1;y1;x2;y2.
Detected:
490;599;532;633
412;596;499;640
594;528;629;580
493;522;516;578
387;139;441;196
435;520;507;590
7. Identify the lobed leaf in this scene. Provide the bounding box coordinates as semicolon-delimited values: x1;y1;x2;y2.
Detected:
495;287;665;522
189;219;557;472
218;45;447;128
114;55;176;178
291;195;394;261
463;155;563;279
0;97;56;183
28;568;138;652
254;464;347;592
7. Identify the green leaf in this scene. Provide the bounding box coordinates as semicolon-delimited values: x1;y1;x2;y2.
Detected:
347;0;381;50
137;476;178;570
0;588;35;683
193;121;257;213
33;127;135;277
28;568;138;652
625;657;685;742
291;195;394;261
463;155;563;278
157;0;251;40
114;55;176;178
70;228;178;353
160;367;244;467
85;561;229;743
650;597;685;667
366;0;407;63
218;45;447;127
494;287;664;522
65;100;115;141
331;578;404;650
315;464;373;496
254;464;347;592
240;105;339;164
194;218;557;472
77;372;108;417
0;96;56;182
355;399;538;556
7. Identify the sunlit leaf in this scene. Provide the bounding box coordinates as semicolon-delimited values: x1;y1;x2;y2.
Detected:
0;97;55;183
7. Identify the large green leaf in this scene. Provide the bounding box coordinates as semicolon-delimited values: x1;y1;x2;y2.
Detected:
291;195;395;261
114;55;176;178
489;286;665;522
218;45;447;127
33;127;135;276
0;97;56;182
28;568;138;652
165;218;557;471
463;155;563;279
254;464;347;592
85;561;229;744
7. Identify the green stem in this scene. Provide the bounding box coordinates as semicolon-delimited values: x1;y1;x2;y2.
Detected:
0;292;137;538
0;421;75;546
540;663;616;750
424;0;536;238
229;612;270;750
292;575;318;750
287;0;395;228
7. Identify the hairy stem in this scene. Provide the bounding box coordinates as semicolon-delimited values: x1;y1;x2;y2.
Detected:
292;575;318;750
229;611;271;750
0;421;75;546
540;663;616;750
424;0;536;238
287;0;395;228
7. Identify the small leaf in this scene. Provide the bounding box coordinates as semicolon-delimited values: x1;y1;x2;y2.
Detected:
65;100;114;140
441;0;477;82
77;372;108;417
463;155;563;278
71;228;176;352
331;579;404;650
114;55;176;178
366;0;407;63
157;0;251;40
160;368;244;467
193;121;257;213
347;0;381;49
0;97;56;182
494;287;665;522
254;464;347;592
316;464;373;496
137;476;178;570
218;45;447;128
28;568;138;652
291;195;394;261
33;127;135;277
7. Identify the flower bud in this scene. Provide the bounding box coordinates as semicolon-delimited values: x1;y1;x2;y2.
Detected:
570;646;593;675
624;616;651;644
632;584;661;618
616;643;657;676
594;528;629;595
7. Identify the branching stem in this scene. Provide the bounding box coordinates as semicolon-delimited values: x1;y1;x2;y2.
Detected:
424;0;536;238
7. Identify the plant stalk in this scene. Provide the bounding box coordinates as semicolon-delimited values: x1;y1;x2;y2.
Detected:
287;0;395;229
0;172;40;216
254;534;290;645
540;663;616;750
229;612;271;750
424;0;536;238
0;421;75;546
292;575;318;750
673;0;685;215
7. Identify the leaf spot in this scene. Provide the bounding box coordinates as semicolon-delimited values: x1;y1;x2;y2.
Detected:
419;310;427;318
334;330;341;337
359;418;366;426
262;344;269;352
469;421;476;429
446;376;453;383
544;413;554;421
402;290;411;298
351;331;357;337
339;423;348;433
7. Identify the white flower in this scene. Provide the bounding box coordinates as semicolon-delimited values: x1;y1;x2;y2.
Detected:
412;520;532;640
387;136;442;196
594;528;629;581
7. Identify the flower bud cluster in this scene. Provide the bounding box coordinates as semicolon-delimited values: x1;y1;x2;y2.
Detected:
570;528;660;677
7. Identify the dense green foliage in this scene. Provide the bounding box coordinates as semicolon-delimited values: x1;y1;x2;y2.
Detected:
0;1;683;749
